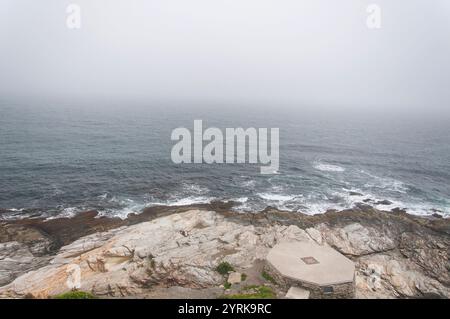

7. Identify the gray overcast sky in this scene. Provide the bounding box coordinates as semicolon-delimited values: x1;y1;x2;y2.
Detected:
0;0;449;112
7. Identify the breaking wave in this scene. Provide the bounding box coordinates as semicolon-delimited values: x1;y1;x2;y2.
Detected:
313;162;346;172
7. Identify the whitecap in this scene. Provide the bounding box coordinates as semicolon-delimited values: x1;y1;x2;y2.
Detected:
232;201;255;213
298;202;342;215
257;193;296;202
46;207;79;220
164;196;214;206
313;162;345;172
147;195;215;207
181;183;209;195
360;170;408;194
98;193;108;199
231;197;248;203
97;198;148;220
237;197;248;203
242;180;256;188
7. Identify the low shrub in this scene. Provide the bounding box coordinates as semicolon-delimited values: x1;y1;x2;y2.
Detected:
215;262;234;275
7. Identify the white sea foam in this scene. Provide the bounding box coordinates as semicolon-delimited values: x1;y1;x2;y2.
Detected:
242;180;256;188
98;193;108;199
257;193;296;202
101;195;217;219
360;170;408;193
268;184;285;193
99;203;147;220
0;208;26;221
163;196;214;206
298;202;342;215
98;196;152;219
234;197;248;203
45;207;79;220
330;187;450;217
98;193;448;219
313;162;345;172
60;207;78;218
182;183;209;195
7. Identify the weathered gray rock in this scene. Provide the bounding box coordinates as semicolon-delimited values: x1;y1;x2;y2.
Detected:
0;207;448;299
0;241;50;286
0;210;311;298
355;253;450;298
0;223;54;256
398;232;450;286
315;222;396;256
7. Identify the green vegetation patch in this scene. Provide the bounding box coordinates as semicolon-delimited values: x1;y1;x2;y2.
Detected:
215;262;234;275
261;271;276;284
220;286;275;299
53;291;97;299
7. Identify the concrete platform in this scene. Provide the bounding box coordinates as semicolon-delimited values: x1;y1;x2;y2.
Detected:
285;287;310;299
266;242;355;286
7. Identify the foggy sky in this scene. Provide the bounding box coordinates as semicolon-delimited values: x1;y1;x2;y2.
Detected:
1;0;449;112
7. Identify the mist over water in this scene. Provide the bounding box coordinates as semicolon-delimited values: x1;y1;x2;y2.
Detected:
1;101;449;219
1;1;449;219
1;1;450;113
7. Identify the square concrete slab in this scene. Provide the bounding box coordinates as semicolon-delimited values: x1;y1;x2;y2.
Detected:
285;286;310;299
266;242;355;286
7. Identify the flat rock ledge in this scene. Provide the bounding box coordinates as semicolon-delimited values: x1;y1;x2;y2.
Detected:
0;208;449;299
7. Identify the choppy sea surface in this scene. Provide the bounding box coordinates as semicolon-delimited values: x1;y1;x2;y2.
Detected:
1;100;449;220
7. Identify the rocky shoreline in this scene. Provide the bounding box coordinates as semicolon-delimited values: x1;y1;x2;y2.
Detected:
0;203;449;299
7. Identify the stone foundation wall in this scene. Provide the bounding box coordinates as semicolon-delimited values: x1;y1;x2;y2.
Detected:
264;262;355;299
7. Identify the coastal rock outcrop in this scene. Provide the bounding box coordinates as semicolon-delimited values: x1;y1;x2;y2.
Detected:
356;253;449;298
314;222;396;256
0;210;313;298
0;241;51;287
0;208;448;299
0;223;54;286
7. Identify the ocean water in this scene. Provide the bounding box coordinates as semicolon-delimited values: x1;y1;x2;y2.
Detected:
1;100;449;220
